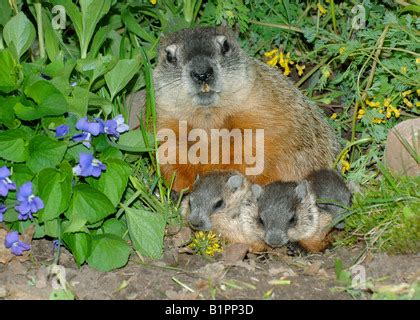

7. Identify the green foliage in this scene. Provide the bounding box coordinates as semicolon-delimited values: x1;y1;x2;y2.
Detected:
0;0;182;271
0;0;418;272
341;173;420;254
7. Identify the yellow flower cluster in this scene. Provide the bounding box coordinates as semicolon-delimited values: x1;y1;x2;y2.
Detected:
357;97;401;124
402;89;420;108
318;3;327;16
189;231;223;256
340;151;350;174
264;49;306;77
150;0;157;4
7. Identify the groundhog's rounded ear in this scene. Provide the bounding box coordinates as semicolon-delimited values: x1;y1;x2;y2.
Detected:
295;180;309;200
226;175;244;192
251;184;263;200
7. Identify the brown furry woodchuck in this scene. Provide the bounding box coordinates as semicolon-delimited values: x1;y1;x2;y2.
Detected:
128;26;339;192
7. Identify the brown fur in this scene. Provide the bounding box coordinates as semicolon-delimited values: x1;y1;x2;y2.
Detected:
129;27;339;192
297;211;335;252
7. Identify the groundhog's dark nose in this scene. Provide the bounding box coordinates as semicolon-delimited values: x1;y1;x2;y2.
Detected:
190;67;214;84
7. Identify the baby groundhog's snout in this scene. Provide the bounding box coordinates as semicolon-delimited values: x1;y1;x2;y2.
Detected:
188;214;211;231
265;230;289;247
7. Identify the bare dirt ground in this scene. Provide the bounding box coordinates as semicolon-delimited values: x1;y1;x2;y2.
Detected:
1;229;419;300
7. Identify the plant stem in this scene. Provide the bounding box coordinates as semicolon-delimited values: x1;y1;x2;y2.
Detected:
296;56;329;88
350;26;389;150
249;20;304;33
34;2;46;59
329;0;338;34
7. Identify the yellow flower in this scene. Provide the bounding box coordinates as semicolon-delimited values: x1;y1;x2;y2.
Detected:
267;55;279;67
416;101;420;107
366;99;380;108
383;98;392;107
400;66;407;74
357;108;365;119
417;89;420;96
394;108;401;118
264;49;279;57
402;90;412;97
189;231;223;257
318;3;327;16
339;47;346;55
341;159;350;173
283;63;291;76
321;67;330;79
403;98;413;108
296;64;306;76
279;51;285;67
372;118;385;124
416;57;420;64
330;113;337;119
150;0;157;4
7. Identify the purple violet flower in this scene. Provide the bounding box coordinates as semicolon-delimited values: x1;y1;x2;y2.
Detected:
0;166;16;197
0;203;6;222
97;115;129;139
15;182;44;220
4;231;31;256
72;117;101;148
73;153;107;178
55;124;70;139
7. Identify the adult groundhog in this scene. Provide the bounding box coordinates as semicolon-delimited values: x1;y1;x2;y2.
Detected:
128;26;339;192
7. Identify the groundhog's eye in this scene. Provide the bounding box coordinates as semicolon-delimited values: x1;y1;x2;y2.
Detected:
289;214;297;226
213;199;224;210
257;217;264;226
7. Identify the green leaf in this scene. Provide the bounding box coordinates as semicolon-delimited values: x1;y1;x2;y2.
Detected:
0;49;19;93
79;0;112;58
44;218;60;238
0;96;18;128
3;12;36;59
63;215;88;234
62;232;91;266
0;0;12;26
87;234;131;272
66;184;115;224
87;159;131;206
105;58;140;100
96;218;127;238
42;8;61;61
26;135;67;173
66;86;89;118
114;129;153;152
15;80;68;120
0;129;28;162
52;0;82;49
121;7;156;44
37;166;72;222
11;164;34;187
126;207;165;259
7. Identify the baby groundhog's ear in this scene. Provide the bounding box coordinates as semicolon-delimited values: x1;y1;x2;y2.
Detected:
226;175;244;192
251;184;263;200
295;180;317;207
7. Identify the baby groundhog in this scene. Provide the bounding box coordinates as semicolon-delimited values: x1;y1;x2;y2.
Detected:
181;170;267;251
253;169;352;252
128;26;339;192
